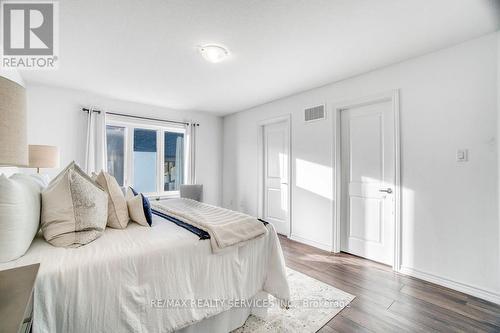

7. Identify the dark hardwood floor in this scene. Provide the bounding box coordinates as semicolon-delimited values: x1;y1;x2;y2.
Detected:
278;235;500;333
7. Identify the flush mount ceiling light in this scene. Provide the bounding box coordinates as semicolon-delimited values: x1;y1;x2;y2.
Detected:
198;44;230;63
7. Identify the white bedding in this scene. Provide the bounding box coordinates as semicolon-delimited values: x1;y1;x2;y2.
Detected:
152;198;268;252
0;214;290;333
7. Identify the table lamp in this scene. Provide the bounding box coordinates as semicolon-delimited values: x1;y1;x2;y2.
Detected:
29;145;60;173
0;76;27;167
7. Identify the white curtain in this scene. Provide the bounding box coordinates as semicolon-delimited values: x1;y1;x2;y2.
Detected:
85;109;107;174
185;123;197;184
175;135;184;190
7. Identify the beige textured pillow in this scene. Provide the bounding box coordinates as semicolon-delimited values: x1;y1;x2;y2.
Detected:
41;162;108;247
95;171;129;229
126;187;152;227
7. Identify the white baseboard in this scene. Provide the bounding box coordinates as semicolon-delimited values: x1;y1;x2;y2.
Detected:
399;266;500;305
289;234;332;252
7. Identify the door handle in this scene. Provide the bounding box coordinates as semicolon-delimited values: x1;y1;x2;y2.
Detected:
379;188;393;194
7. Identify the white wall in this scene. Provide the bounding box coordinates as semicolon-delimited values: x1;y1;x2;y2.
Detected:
25;84;223;205
223;33;500;301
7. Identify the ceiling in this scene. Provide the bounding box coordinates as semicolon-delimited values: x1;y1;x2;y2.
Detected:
21;0;500;115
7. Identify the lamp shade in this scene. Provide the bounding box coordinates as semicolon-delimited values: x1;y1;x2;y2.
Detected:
29;145;60;169
0;76;27;166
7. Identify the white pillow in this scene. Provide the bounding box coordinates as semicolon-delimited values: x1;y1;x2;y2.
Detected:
94;171;129;229
41;162;108;247
31;173;50;188
0;173;44;262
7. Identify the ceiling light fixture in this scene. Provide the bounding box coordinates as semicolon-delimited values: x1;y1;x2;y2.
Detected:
198;44;230;63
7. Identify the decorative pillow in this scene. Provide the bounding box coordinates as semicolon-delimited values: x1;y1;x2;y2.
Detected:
126;187;152;226
41;161;108;247
0;174;44;262
94;171;129;229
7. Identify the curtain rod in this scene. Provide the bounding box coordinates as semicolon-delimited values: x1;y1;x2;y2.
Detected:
82;108;199;126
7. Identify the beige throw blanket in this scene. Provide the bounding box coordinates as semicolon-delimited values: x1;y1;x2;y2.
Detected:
151;198;268;252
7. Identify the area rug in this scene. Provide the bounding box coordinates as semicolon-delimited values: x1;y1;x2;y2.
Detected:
233;268;355;333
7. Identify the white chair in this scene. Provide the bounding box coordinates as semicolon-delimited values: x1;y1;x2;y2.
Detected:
180;185;203;202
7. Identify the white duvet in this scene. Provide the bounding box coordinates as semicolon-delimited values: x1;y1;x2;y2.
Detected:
0;215;290;333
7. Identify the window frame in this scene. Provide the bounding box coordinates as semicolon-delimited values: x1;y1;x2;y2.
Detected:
106;114;186;198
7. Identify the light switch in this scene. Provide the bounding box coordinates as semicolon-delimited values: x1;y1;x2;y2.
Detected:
456;149;468;162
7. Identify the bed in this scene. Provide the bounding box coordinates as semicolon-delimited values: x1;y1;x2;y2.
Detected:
0;211;289;332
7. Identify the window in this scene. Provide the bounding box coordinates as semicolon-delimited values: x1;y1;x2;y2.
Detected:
133;129;157;193
105;116;186;196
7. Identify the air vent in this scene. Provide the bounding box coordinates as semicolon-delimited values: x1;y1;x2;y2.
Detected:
304;105;326;122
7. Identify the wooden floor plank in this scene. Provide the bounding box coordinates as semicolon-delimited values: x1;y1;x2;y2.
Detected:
278;235;500;333
387;301;464;333
318;323;340;333
399;285;500;326
325;315;373;333
339;305;403;333
388;298;496;333
347;297;431;333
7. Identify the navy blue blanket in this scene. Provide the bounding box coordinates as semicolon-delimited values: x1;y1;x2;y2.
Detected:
152;209;210;240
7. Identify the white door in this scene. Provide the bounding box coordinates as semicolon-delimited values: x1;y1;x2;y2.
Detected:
263;121;290;235
340;100;395;265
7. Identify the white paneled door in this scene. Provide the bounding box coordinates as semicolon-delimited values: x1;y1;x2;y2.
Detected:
263;121;290;236
340;100;395;265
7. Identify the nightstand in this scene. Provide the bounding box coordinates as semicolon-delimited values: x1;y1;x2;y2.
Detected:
0;264;39;333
